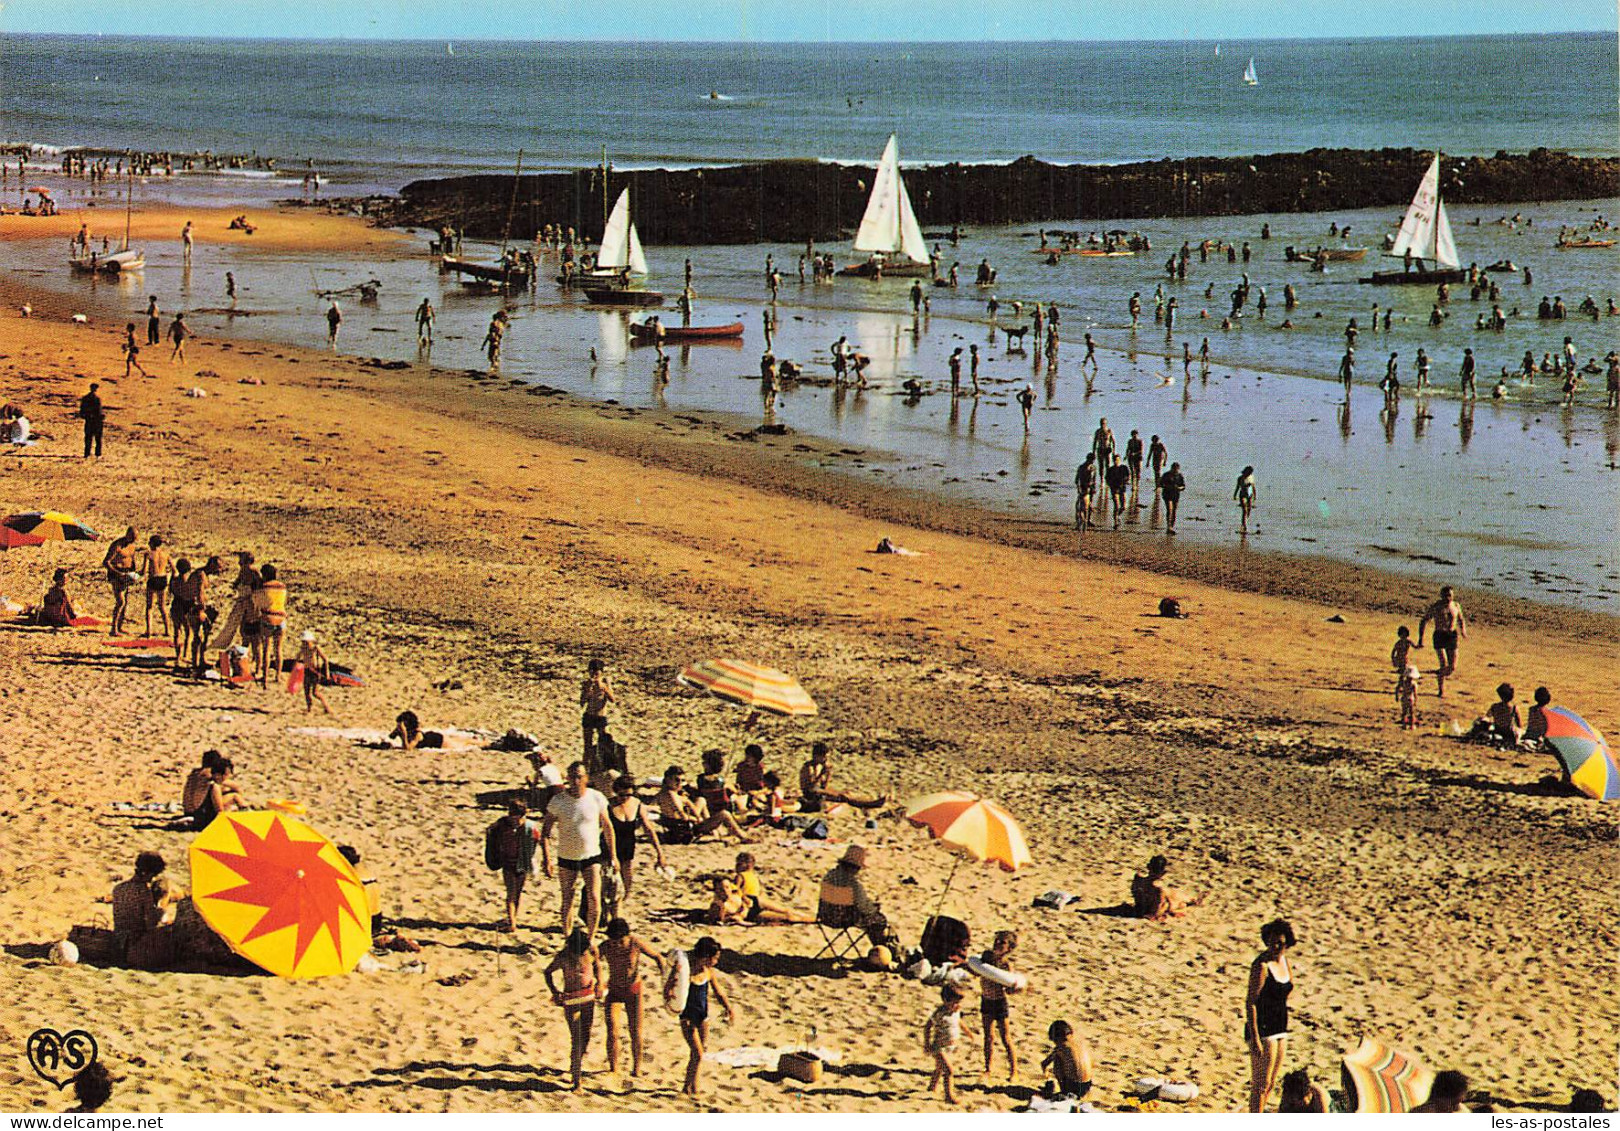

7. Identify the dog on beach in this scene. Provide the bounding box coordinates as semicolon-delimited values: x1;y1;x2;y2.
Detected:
1003;325;1029;352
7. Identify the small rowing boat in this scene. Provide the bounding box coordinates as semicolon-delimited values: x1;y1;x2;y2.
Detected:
629;320;744;342
1555;238;1615;249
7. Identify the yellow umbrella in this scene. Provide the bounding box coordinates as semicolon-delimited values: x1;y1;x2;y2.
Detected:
188;811;371;979
904;791;1032;913
677;658;817;717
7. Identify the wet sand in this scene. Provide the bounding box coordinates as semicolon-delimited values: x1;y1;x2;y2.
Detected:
0;212;1614;1113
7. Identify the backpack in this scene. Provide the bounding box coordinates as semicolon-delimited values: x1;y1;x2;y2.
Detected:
483;820;507;871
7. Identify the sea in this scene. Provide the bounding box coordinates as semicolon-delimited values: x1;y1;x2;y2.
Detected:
1;33;1617;608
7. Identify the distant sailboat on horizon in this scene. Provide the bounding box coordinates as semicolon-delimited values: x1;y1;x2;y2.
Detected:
1242;56;1258;86
1214;43;1220;57
446;42;455;57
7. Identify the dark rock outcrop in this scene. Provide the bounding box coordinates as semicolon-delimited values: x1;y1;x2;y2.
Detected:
372;148;1619;246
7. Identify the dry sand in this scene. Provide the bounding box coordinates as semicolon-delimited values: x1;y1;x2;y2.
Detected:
0;211;1614;1113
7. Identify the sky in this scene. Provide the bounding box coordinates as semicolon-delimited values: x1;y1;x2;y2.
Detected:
0;0;1613;41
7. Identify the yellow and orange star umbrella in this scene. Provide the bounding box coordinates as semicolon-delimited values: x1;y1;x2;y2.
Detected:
188;811;371;979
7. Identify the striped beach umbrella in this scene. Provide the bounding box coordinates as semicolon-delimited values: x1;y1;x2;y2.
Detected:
904;792;1032;873
1542;708;1617;801
904;791;1032;914
3;512;100;541
189;811;371;979
677;658;817;717
1340;1036;1435;1113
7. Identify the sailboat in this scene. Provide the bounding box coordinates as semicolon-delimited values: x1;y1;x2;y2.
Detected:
442;150;530;291
445;42;454;57
72;168;143;275
581;188;662;306
1359;154;1467;285
838;135;932;278
1242;57;1258;86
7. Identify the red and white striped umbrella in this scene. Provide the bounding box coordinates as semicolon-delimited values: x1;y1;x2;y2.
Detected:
677;658;817;717
904;792;1032;872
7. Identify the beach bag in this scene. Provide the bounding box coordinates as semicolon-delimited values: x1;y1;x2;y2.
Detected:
483;820;507;871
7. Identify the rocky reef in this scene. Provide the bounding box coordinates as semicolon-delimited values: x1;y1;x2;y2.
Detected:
370;148;1619;246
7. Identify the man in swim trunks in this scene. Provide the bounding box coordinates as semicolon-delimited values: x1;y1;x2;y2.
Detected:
541;761;616;940
798;742;888;812
1416;585;1467;698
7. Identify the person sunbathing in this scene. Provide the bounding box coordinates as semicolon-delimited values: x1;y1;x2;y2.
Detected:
733;851;815;923
390;709;444;751
39;569;78;627
112;851;184;970
1130;855;1204;920
798;742;891;812
705;875;750;924
191;757;243;830
654;766;752;844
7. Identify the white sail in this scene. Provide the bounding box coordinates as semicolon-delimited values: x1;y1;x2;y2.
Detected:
1432;198;1458;269
1388;155;1457;268
853;135;929;265
598;188;632;271
1242;57;1257;84
628;221;648;276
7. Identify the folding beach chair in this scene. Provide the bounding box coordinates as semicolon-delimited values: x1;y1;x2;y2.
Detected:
813;917;866;964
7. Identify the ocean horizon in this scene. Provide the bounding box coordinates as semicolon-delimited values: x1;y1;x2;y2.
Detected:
1;31;1614;195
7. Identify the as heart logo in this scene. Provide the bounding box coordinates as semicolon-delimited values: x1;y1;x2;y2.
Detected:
26;1029;99;1089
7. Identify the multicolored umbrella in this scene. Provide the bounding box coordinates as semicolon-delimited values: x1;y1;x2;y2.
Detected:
3;512;100;541
904;792;1032;873
0;526;45;598
189;811;371;979
904;791;1032;913
0;527;45;551
1340;1036;1435;1113
677;658;817;717
1542;708;1617;801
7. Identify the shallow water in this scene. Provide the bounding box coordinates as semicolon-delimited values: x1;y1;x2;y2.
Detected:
8;192;1619;608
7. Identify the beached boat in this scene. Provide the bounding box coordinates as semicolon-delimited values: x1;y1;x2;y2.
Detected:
1286;245;1368;263
583;287;664;307
838;136;933;278
1242;57;1258;86
628;320;743;342
71;169;143;276
444;150;531;291
442;253;528;290
1360;155;1467;285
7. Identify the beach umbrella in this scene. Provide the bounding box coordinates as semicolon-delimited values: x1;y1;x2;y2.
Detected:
677;658;817;717
0;526;45;598
904;791;1032;912
188;811;371;979
1542;708;1617;801
1340;1035;1435;1113
3;512;100;541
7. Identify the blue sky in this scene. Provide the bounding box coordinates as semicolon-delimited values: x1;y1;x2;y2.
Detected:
0;0;1613;40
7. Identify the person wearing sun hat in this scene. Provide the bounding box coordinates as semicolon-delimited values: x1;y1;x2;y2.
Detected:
818;845;897;948
294;629;331;714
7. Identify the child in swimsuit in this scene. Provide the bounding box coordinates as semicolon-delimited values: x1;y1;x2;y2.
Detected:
976;930;1020;1079
544;928;602;1092
1041;1020;1093;1100
680;936;733;1096
599;917;664;1077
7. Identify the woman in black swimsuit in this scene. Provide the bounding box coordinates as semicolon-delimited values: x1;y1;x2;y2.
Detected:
608;775;666;901
1245;918;1297;1112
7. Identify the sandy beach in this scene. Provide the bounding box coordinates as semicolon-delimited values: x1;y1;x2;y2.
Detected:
0;206;1615;1113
